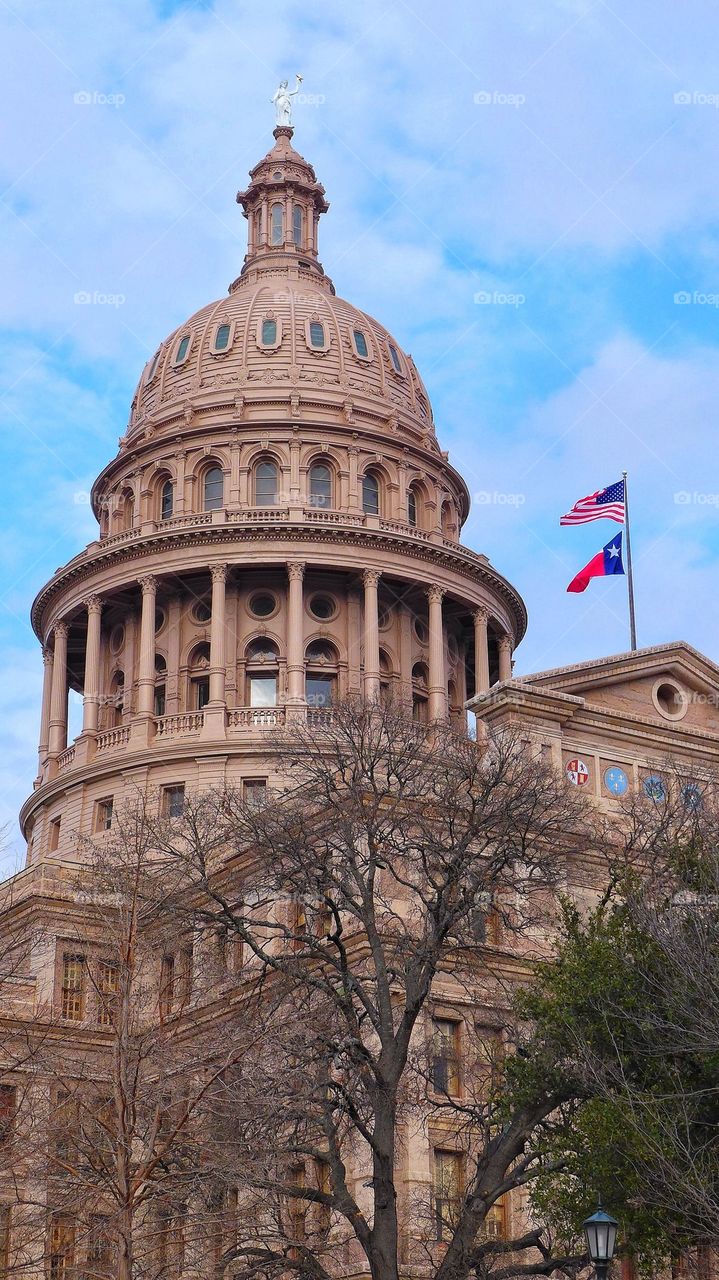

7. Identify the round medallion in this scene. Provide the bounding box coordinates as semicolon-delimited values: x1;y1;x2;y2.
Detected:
643;774;666;802
682;782;702;811
566;758;590;787
604;766;629;796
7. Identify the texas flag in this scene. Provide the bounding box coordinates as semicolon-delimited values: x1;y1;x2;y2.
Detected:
567;532;625;593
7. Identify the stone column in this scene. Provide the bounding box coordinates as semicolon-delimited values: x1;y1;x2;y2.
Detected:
136;576;157;718
209;566;227;705
37;647;54;772
473;606;491;695
498;633;513;683
362;570;381;702
82;596;103;734
286;562;306;705
399;604;413;709
427;586;447;721
48;622;69;757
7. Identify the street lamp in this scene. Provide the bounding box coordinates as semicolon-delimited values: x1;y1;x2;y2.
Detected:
583;1206;619;1280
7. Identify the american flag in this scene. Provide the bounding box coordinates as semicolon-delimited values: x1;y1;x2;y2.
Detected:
560;478;625;526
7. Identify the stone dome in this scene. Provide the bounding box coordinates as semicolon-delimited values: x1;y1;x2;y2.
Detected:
125;280;435;446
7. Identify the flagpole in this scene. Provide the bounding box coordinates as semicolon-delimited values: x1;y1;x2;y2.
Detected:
623;470;638;650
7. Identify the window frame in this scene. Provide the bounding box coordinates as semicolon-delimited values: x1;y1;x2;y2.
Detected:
270;202;283;245
257;316;281;350
308;461;333;509
60;953;86;1022
292;204;303;248
211;321;233;355
203;465;224;512
160;478;174;521
387;341;405;376
254;458;279;507
306;319;330;353
362;470;381;516
351;327;371;360
94;797;114;833
173;333;191;366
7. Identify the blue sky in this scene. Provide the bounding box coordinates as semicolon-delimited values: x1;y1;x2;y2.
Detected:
3;0;719;863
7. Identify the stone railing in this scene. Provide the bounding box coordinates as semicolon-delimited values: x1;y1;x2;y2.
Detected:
305;508;366;527
97;506;452;546
155;712;205;738
56;746;76;772
95;725;131;753
227;707;286;729
226;507;291;524
379;517;432;541
306;708;336;728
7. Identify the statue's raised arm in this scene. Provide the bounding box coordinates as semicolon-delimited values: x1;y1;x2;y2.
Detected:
271;74;303;127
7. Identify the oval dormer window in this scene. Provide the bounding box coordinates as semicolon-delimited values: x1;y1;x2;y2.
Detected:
261;319;277;346
388;343;403;374
309;321;325;349
146;348;161;383
214;324;231;352
353;329;369;358
175;334;190;364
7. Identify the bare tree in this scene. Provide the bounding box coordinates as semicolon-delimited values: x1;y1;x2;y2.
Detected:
142;701;602;1280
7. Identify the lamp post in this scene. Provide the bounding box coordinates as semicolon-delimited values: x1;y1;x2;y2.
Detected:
583;1206;619;1280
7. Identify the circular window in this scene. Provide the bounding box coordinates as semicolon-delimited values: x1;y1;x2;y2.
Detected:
378;606;392;631
154;608;166;634
192;599;212;624
309;594;337;621
652;679;687;721
249;592;278;619
414;617;429;644
110;625;125;654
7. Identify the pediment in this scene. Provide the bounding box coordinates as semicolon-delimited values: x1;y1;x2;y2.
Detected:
520;642;719;734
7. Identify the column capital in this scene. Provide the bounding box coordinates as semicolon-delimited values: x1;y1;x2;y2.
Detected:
498;633;513;653
426;584;445;605
473;605;490;626
138;574;157;597
42;647;54;666
363;569;381;590
287;561;305;582
53;620;69;641
210;564;227;585
84;594;103;616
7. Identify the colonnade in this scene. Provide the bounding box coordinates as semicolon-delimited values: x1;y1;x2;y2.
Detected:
38;562;513;769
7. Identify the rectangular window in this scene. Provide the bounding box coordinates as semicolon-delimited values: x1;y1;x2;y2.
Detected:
88;1214;113;1269
48;817;61;853
432;1018;461;1096
154;684;166;717
162;784;185;818
0;1087;16;1145
193;677;210;710
313;1157;331;1233
433;1149;463;1241
53;1091;78;1169
0;1205;9;1280
305;675;335;709
159;954;175;1019
48;1214;75;1280
95;798;114;832
243;779;267;808
248;675;277;707
61;954;86;1021
97;961;119;1027
482;1200;507;1240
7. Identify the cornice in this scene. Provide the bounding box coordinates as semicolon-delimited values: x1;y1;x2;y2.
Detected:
31;521;528;645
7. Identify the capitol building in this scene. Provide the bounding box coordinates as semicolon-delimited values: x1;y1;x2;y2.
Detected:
3;109;719;1280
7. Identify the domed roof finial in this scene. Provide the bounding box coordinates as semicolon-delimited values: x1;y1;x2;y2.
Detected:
271;74;303;128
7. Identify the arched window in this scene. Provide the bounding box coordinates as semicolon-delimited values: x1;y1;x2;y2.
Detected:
154;655;167;718
120;489;134;531
379;649;394;706
109;671;125;728
254;208;262;245
292;204;303;248
261;318;277;345
407;486;418;527
255;459;278;506
309;321;325;349
188;643;211;711
309;462;332;509
160;479;173;521
362;471;380;516
203;467;224;512
271;203;283;245
412;662;429;723
441;500;455;538
213;323;231;352
305;641;338;710
245;638;279;708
